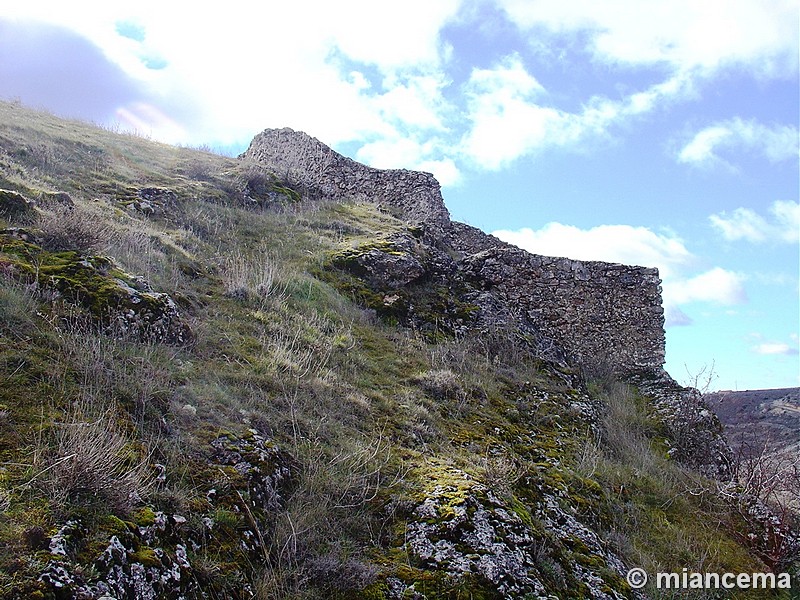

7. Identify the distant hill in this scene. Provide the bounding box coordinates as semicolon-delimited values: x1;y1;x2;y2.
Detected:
707;387;800;457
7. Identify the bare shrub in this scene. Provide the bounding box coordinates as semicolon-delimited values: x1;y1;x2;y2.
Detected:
105;224;161;278
480;449;523;499
41;402;154;513
721;432;800;570
220;249;282;306
256;432;394;598
730;434;800;511
38;204;111;253
415;369;465;402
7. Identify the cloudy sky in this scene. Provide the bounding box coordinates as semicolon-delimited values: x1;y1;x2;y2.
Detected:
1;1;797;390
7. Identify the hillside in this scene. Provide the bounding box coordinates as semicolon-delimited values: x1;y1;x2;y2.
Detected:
708;388;799;517
709;388;799;457
0;100;797;599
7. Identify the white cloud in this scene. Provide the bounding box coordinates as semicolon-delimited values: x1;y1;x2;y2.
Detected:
492;222;693;278
663;267;747;306
678;118;799;167
710;200;800;243
497;0;799;76
460;55;563;169
471;1;798;169
4;1;796;177
3;1;461;147
458;55;702;169
770;200;800;242
665;306;694;327
752;342;799;355
493;223;748;327
373;74;450;130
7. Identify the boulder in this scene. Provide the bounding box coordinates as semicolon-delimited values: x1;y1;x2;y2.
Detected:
0;188;35;221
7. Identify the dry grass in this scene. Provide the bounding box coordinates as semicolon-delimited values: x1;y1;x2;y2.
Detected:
41;401;155;513
255;431;392;599
37;204;112;254
219;247;284;307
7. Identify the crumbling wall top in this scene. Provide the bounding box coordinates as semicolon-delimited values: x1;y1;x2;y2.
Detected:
241;128;451;229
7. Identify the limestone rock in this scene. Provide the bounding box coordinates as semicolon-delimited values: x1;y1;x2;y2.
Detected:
0;232;192;345
128;187;178;216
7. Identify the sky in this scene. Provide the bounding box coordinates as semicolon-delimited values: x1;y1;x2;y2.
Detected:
1;1;798;391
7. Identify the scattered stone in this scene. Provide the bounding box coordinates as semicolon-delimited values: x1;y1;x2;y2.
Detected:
127;187;178;216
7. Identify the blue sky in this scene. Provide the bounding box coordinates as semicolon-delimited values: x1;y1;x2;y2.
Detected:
1;1;797;391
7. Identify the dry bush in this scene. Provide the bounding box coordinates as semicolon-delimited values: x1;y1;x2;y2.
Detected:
41;401;154;513
49;318;176;427
730;435;800;512
37;204;112;254
480;449;523;499
415;369;465;402
595;380;664;474
220;249;283;306
105;224;162;279
255;432;392;599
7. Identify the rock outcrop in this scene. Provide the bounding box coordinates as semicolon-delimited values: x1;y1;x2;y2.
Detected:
0;232;192;345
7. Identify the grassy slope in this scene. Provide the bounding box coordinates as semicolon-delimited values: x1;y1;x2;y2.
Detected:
0;101;792;599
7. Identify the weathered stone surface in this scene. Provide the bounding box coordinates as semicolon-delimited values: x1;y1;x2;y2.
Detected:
332;236;427;289
401;467;634;600
458;245;666;375
36;430;293;599
244;129;666;377
0;233;192;345
210;428;294;515
241;128;452;229
128;187;179;216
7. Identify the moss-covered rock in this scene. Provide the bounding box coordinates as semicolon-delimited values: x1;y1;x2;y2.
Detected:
0;233;192;344
319;233;479;339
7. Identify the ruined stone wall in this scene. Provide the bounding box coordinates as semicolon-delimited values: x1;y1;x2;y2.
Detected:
242;128;451;229
243;128;666;375
460;245;665;373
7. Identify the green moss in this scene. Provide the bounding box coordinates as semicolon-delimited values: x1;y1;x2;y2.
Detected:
132;507;157;528
100;515;136;537
318;241;479;339
353;581;388;599
130;546;162;568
